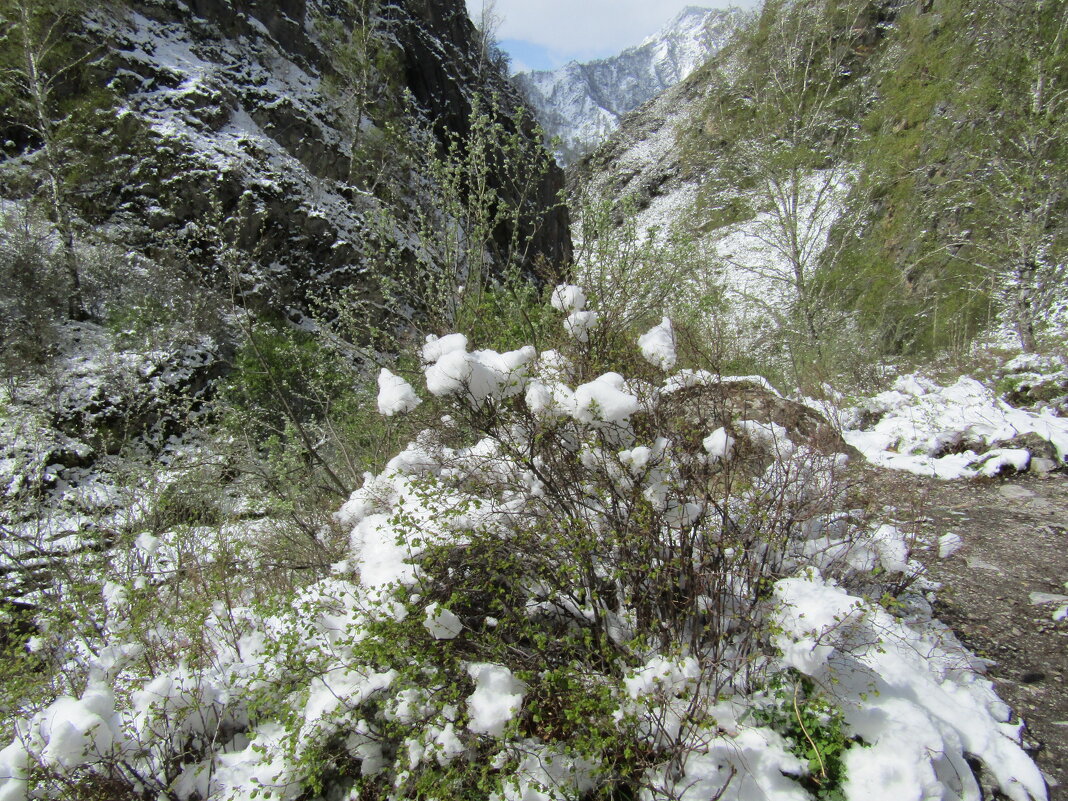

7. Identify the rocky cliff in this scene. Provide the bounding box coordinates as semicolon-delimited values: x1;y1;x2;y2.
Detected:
0;0;572;519
2;0;570;323
512;6;741;164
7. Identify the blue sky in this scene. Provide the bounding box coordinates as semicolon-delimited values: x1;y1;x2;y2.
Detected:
465;1;759;72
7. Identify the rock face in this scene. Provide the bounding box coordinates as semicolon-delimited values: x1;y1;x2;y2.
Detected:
512;6;741;164
0;0;573;497
68;0;570;319
389;0;572;277
567;62;710;235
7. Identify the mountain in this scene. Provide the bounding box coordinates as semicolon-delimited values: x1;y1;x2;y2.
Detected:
0;2;1064;800
0;0;570;589
512;5;742;164
572;0;1068;360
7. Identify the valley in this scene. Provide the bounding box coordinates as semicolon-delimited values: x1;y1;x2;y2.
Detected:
0;1;1065;800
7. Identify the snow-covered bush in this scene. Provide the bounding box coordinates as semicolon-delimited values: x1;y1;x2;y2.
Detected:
0;290;1048;801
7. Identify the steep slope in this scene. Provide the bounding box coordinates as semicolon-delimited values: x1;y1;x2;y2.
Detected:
0;0;571;602
512;6;741;164
568;64;706;238
1;0;571;324
573;0;1068;360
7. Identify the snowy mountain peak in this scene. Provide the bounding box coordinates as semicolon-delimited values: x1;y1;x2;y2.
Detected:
512;7;741;164
640;5;722;47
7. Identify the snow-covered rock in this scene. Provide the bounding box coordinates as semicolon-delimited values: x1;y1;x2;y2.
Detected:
844;374;1068;479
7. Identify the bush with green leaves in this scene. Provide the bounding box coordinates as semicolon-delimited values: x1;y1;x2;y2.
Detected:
0;288;1049;801
0;205;63;387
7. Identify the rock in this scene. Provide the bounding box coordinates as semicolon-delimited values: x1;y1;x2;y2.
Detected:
993;432;1061;463
996;355;1068;412
966;556;1002;572
999;484;1036;501
1031;457;1058;474
656;379;856;477
84;0;571;325
391;0;571;279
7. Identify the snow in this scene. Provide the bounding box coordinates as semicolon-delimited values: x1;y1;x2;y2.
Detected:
774;573;1048;801
844;374;1068;478
422;333;469;364
975;447;1032;476
736;419;795;459
33;685;119;771
638;317;677;371
572;373;640;424
208;723;302;801
466;663;526;737
514;8;740;162
624;655;699;700
661;369;782;396
552;285;600;341
550;284;587;313
350;512;420;588
422;603;463;640
702;427;735;460
431;722;465;764
422;336;535;403
493;742;599;801
377;369;421;416
563;309;599;342
0;280;1051;801
650;728;808;801
304;668;396;730
1029;591;1068;606
0;742;29;801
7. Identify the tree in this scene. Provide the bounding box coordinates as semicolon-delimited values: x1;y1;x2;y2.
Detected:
690;0;876;367
954;0;1068;352
472;0;508;78
0;0;96;320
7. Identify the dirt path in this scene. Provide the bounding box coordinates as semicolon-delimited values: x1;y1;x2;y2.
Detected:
869;468;1068;800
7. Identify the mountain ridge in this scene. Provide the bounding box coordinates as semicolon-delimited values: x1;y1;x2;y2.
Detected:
512;6;742;164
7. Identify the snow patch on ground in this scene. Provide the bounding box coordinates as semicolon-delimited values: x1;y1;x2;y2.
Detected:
843;374;1068;479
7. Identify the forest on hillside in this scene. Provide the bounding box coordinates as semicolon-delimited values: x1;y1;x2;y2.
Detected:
676;0;1068;360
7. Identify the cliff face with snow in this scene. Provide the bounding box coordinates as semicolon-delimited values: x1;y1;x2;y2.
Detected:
511;6;741;164
2;0;570;320
0;0;572;594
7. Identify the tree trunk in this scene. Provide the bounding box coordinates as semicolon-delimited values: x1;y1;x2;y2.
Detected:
1014;260;1039;354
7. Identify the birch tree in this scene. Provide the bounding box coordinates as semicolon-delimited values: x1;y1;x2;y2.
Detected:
0;0;96;320
696;0;874;358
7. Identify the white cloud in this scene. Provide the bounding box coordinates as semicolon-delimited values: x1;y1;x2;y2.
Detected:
466;1;756;60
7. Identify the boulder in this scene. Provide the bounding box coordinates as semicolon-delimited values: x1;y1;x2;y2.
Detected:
991;432;1061;464
655;379;857;477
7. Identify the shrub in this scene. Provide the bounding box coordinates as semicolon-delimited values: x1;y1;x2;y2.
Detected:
0;289;1047;801
0;206;63;387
